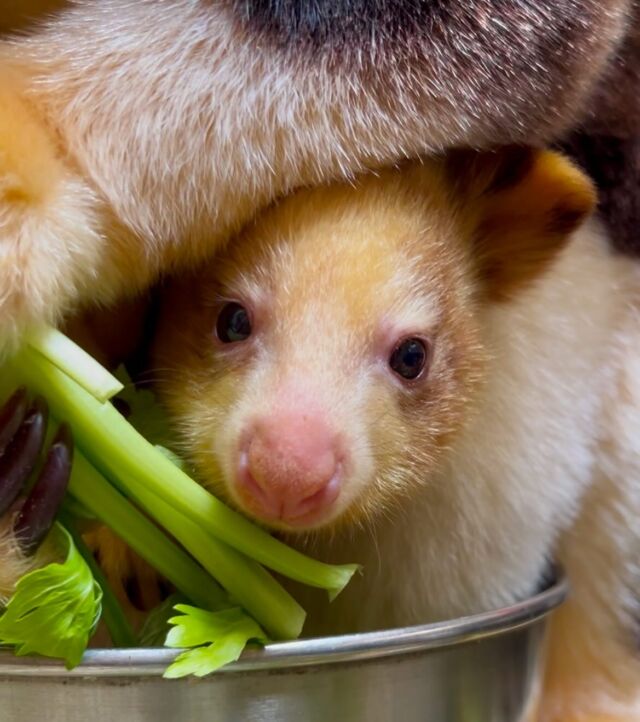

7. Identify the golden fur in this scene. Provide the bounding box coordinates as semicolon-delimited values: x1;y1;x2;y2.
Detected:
152;150;640;722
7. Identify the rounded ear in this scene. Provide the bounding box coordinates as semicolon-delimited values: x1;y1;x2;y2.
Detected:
446;147;597;300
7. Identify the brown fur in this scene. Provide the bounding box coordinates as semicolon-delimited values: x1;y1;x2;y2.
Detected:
463;150;597;300
0;0;633;350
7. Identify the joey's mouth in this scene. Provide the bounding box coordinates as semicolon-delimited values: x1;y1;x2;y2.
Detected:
234;457;342;530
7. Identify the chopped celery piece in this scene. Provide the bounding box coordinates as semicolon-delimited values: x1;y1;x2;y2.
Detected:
68;446;302;639
115;474;305;640
10;346;358;598
61;496;96;521
154;445;189;473
0;525;101;668
164;605;266;678
26;326;123;402
67;450;226;612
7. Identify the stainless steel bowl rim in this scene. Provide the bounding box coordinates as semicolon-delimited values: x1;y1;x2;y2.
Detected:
0;571;567;677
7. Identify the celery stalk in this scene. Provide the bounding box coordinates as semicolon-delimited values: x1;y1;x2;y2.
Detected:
111;479;305;640
69;451;304;639
25;326;123;403
67;450;226;612
9;348;358;598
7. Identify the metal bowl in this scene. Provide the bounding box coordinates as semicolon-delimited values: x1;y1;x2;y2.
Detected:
0;573;567;722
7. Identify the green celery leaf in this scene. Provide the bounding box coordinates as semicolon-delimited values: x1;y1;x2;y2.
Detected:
0;525;102;668
138;593;188;647
113;366;173;448
163;604;266;678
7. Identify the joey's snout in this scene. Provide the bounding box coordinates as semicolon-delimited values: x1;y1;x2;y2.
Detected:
236;409;343;527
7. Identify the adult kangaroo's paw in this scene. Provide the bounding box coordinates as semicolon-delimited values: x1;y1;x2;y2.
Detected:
0;388;72;602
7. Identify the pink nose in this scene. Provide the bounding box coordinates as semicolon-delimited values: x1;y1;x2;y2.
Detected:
236;411;341;525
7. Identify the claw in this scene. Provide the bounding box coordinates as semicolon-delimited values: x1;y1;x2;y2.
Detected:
0;397;48;517
0;387;28;457
14;424;73;556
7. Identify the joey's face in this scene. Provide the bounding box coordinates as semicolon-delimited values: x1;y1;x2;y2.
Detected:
154;166;486;532
154;149;594;533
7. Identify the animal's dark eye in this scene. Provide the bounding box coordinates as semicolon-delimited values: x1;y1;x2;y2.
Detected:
216;302;251;343
389;338;429;380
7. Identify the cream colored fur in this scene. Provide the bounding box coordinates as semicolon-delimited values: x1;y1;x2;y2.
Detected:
152;156;640;722
300;221;640;719
0;511;57;604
